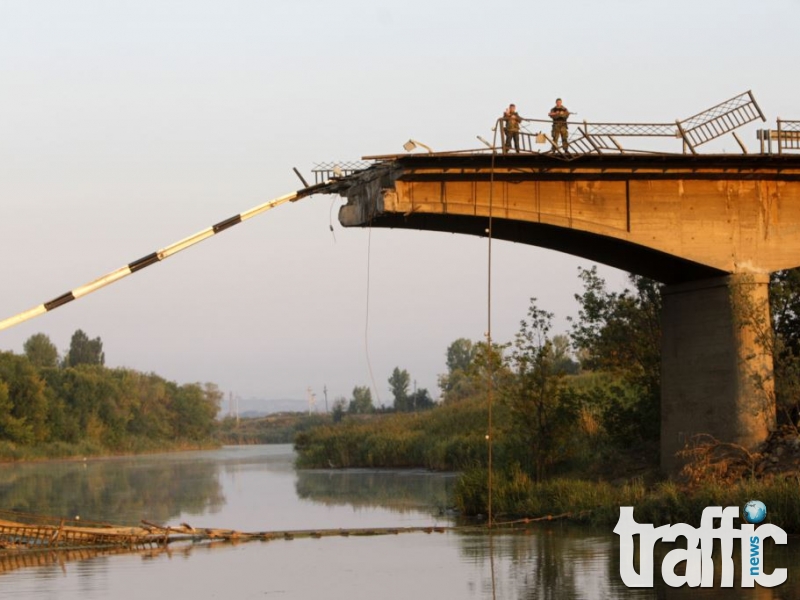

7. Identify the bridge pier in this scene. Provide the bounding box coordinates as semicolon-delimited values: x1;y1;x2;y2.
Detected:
660;274;775;474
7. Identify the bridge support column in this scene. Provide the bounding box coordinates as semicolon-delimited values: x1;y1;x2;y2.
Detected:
660;274;775;475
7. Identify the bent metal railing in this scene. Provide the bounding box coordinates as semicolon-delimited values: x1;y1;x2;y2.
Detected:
494;90;767;156
675;90;765;154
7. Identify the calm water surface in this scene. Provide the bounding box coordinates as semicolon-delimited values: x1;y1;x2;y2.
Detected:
0;445;797;599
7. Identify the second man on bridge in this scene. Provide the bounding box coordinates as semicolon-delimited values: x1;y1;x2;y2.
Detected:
548;98;570;153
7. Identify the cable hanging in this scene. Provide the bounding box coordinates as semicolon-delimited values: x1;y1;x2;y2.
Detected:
486;116;499;600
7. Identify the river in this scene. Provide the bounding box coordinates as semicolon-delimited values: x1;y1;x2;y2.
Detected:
0;445;796;599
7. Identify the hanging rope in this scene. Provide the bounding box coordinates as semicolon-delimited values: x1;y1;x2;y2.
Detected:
486;118;499;600
486;125;498;530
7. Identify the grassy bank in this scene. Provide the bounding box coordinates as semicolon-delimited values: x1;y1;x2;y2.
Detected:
454;467;800;532
294;398;491;470
0;437;220;462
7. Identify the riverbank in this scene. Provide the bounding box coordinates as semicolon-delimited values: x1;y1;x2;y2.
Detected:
294;401;800;533
0;438;221;463
429;423;800;533
455;468;800;532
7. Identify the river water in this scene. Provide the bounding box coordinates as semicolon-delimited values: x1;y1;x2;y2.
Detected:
0;445;797;599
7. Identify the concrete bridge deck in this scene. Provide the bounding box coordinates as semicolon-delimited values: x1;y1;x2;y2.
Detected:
334;152;800;284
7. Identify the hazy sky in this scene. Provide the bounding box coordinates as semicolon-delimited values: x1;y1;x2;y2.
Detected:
1;1;798;409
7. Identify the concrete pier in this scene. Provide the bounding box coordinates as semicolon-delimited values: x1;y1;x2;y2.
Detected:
660;274;775;473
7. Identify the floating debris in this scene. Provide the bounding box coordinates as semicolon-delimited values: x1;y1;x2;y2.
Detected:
0;509;454;555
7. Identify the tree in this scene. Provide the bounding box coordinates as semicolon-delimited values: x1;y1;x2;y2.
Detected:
570;267;661;381
0;381;35;443
569;266;661;445
446;338;476;374
769;268;800;424
550;334;579;375
502;298;577;481
348;386;374;414
46;364;110;443
0;352;50;443
331;396;348;423
169;382;221;440
23;333;59;368
771;268;800;355
126;372;173;440
439;337;510;404
408;387;435;411
438;338;479;402
64;329;105;367
388;367;411;412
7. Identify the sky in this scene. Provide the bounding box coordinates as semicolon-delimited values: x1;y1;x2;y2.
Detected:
1;1;798;410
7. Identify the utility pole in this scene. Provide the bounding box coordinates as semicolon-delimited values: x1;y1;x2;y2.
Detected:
323;384;329;413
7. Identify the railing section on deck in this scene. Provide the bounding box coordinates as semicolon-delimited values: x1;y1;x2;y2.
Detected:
312;161;373;184
494;90;768;155
777;119;800;154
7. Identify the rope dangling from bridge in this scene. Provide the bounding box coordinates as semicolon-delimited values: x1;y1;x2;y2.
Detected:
0;183;329;332
487;110;499;600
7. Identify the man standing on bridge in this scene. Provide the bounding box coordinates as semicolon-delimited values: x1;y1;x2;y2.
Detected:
502;103;523;154
548;98;570;153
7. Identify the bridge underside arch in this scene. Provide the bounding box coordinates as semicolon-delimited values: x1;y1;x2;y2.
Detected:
358;212;725;285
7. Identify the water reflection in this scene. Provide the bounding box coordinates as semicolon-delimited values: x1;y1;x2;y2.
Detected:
295;468;458;516
0;453;225;525
458;526;625;600
457;525;799;600
0;446;797;600
0;545;171;577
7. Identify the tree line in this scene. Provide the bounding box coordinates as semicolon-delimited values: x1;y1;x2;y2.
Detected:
0;329;220;455
330;367;435;423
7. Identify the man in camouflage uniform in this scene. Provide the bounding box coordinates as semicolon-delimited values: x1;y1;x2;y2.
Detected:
502;103;522;154
548;98;570;153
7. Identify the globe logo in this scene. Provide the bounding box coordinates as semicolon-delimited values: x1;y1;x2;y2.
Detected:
743;500;767;524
